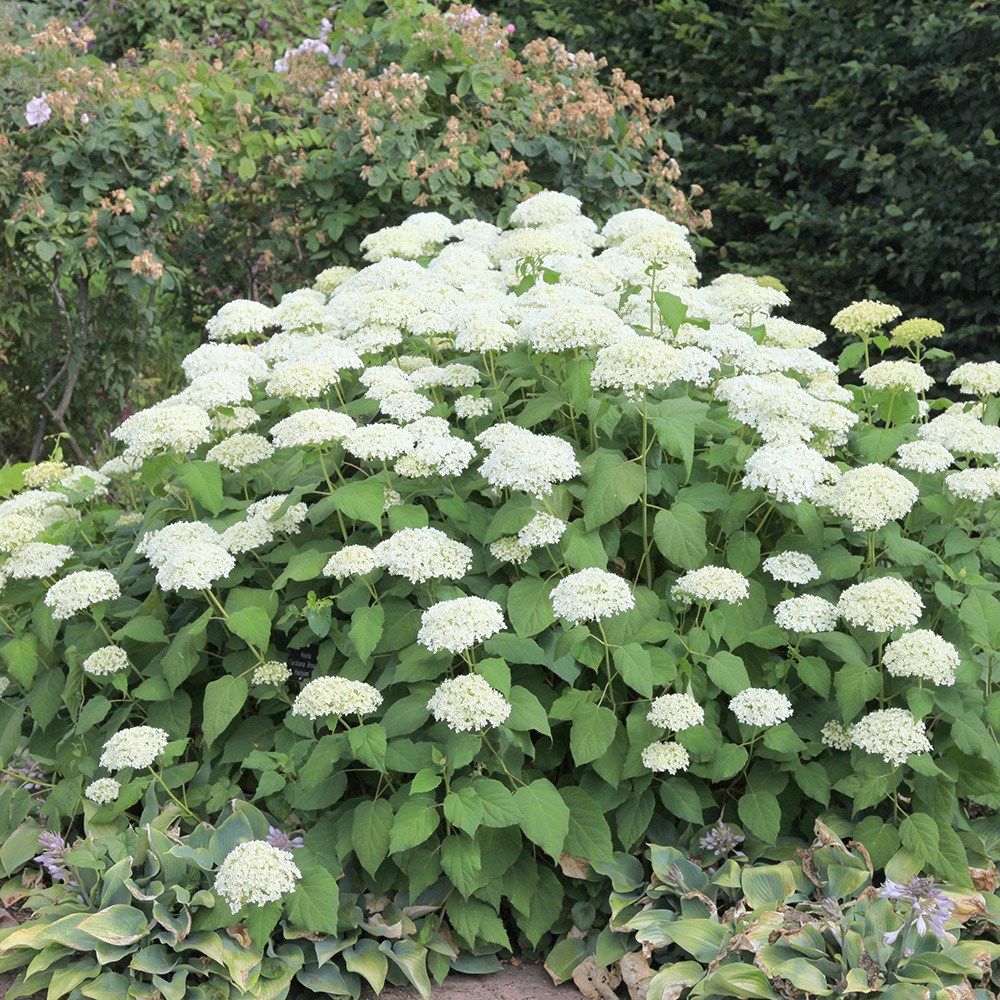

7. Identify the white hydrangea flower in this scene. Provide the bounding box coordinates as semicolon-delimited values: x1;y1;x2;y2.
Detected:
265;360;341;399
849;708;931;766
418;597;506;654
58;465;110;495
602;209;689;247
82;646;129;677
550;568;635;625
111;402;212;459
454;318;522;353
454;396;492;419
774;595;838;633
246;495;308;534
762;316;825;349
488;537;532;564
0;513;45;553
220;519;275;555
396;436;476;478
948;361;1000;397
831;300;901;337
3;542;73;580
945;467;1000;502
291;677;382;720
820;721;854;751
763;551;820;585
373;528;473;584
100;725;170;770
270;409;357;449
205;300;275;341
826;465;919;531
860;361;933;394
379;392;433;423
182;342;269;383
517;513;566;549
252;661;292;685
838;578;923;632
477;425;579;497
520;299;632;353
591;336;715;395
882;630;959;686
896;440;953;474
918;405;1000;458
730;688;793;727
510;190;583;227
207;433;274;471
491;227;585;264
138;522;235;592
22;461;68;489
210;406;259;433
672;567;749;605
84;778;121;804
647;693;704;732
323;545;378;579
0;677;10;697
214;841;301;912
343;423;414;462
273;288;326;331
641;741;690;774
361;225;440;262
178;372;252;411
313;265;356;294
45;570;120;619
426;674;511;733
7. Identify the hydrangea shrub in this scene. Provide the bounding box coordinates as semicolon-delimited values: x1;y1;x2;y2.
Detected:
2;192;1000;996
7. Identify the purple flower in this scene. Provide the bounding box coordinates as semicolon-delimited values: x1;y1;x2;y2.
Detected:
266;825;304;851
879;876;954;944
34;831;77;886
698;820;746;859
5;757;46;791
25;94;52;127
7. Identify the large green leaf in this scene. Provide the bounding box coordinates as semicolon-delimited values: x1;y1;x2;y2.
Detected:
286;855;341;936
738;790;781;844
513;779;570;861
78;905;149;947
352;799;393;874
331;478;385;527
569;702;619;765
507;578;556;637
201;675;248;747
389;797;440;853
654;503;707;569
175;461;224;516
582;449;645;530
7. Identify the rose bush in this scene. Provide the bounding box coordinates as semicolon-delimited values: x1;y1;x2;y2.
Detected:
2;191;1000;997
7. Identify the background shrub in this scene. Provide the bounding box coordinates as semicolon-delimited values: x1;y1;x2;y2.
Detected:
0;0;704;463
505;0;1000;356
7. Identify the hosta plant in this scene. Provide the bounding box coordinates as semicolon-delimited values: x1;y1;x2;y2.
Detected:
2;191;1000;997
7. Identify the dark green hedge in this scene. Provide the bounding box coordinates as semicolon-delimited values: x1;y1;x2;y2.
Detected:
504;0;1000;354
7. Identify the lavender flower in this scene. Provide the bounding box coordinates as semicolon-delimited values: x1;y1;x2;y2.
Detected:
879;877;954;944
34;831;77;886
5;757;46;791
25;94;52;127
698;820;746;859
266;825;304;851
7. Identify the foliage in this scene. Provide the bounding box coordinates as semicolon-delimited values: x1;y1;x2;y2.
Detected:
0;0;702;462
504;0;1000;355
558;821;1000;1000
3;193;1000;996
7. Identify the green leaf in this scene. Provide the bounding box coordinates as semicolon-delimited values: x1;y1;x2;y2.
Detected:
582;449;644;530
1;634;39;687
112;616;167;644
473;778;521;828
347;724;387;770
226;607;271;649
344;940;388;993
507;578;556;637
175;461;224;516
738;791;781;844
440;835;482;897
560;787;613;863
570;702;619;765
662;918;728;963
654;503;707;569
613;644;653;698
706;651;750;695
506;686;551;736
350;604;385;660
513;779;570;861
286;854;340;936
834;661;880;720
699;964;779;999
900;814;939;864
960;590;1000;649
201;675;248;747
331;478;386;527
660;777;703;825
444;786;485;836
78;905;149;947
389;797;439;854
352;799;393;874
648;397;709;477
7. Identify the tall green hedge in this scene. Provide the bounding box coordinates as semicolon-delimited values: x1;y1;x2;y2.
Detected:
505;0;1000;354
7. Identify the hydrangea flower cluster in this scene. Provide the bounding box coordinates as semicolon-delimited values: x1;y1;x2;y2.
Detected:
291;677;383;720
426;675;511;733
417;597;507;654
99;726;170;771
549;568;635;625
214;841;302;913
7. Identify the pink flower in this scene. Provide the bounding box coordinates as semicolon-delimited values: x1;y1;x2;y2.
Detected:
25;94;52;127
506;23;516;33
